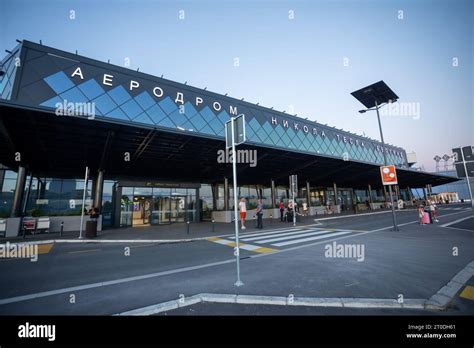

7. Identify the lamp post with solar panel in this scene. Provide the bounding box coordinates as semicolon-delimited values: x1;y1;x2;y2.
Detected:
351;81;399;231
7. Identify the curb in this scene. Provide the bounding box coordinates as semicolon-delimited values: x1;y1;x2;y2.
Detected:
114;260;474;315
424;260;474;310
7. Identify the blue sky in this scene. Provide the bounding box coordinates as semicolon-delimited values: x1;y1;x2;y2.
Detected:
1;0;472;171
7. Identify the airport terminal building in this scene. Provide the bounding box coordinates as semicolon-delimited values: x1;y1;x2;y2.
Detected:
0;40;458;235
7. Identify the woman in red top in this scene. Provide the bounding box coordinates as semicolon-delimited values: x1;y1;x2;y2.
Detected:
279;199;285;222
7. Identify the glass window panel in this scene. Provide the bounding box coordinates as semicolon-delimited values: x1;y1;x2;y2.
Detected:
107;85;131;105
78;79;105;100
134;187;153;196
93;93;117;114
60;87;89;104
44;71;75;94
121;99;143;119
134;91;155;110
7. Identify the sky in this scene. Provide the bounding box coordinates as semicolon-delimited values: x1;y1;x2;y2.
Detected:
1;0;472;171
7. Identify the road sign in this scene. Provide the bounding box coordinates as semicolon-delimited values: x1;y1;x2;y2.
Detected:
380;165;398;185
453;146;474;178
442;154;451;162
289;175;298;192
225;114;246;149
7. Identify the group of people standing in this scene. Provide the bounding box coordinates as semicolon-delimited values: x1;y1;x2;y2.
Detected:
238;197;263;230
278;199;307;222
418;200;439;225
238;197;307;230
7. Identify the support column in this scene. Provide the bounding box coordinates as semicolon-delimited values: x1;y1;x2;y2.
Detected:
195;188;200;222
0;166;5;192
422;187;427;200
94;170;104;211
113;184;122;227
333;182;337;205
407;186;413;202
306;181;311;207
368;184;373;205
270;179;276;208
10;166;26;217
223;178;229;210
211;183;217;211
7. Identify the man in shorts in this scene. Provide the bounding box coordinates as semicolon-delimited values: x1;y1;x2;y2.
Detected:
239;197;247;229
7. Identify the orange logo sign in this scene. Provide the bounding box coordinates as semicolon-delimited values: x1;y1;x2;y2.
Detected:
380;165;398;185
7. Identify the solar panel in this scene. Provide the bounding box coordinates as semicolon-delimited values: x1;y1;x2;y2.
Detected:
351;80;399;109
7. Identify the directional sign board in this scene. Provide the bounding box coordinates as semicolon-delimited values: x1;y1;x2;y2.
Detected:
452;146;474;178
225;114;246;149
380;165;398;185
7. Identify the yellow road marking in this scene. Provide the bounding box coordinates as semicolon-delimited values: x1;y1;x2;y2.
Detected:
206;237;278;254
254;247;278;253
0;243;54;261
37;243;54;254
68;248;101;254
459;286;474;300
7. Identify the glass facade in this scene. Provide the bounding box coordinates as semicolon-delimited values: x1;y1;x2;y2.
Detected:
0;46;20;100
36;69;407;168
0;170;17;218
119;186;198;227
199;184;214;221
309;188;325;206
22;177;93;216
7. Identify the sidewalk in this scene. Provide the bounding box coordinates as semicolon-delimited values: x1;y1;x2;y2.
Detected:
0;207;401;244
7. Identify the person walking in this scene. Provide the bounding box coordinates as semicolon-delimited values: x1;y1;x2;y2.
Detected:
430;201;439;222
302;201;308;216
418;205;425;225
238;197;247;230
279;199;285;222
256;199;263;229
287;199;294;222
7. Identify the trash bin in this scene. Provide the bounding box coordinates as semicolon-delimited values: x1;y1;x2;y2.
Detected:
85;220;97;238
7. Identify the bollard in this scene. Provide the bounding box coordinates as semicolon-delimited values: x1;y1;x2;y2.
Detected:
60;221;64;237
187;221;190;234
270;214;273;225
212;219;215;232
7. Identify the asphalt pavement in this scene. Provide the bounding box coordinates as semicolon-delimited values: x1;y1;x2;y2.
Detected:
0;204;472;315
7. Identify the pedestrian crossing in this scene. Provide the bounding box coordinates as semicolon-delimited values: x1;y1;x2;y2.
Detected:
207;226;362;252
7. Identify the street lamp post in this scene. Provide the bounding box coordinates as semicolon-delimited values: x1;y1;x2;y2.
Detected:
374;100;399;231
351;81;400;231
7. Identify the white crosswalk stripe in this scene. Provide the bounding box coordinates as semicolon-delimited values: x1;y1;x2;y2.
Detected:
240;229;313;242
254;230;333;244
229;228;304;240
229;226;360;249
272;231;352;247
